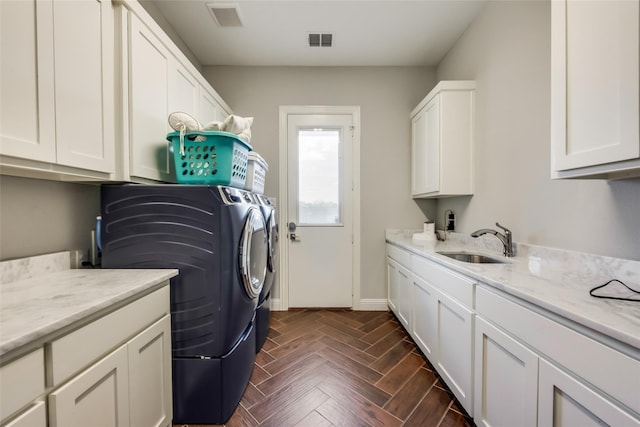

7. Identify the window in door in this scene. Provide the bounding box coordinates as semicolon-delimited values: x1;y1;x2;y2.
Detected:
297;128;343;225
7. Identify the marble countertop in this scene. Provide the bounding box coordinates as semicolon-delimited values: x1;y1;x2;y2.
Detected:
1;268;178;359
386;230;640;351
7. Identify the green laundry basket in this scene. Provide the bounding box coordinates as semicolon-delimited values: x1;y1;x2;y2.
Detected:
167;130;251;186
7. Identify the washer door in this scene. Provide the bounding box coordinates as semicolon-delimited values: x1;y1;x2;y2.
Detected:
267;211;279;273
239;207;268;299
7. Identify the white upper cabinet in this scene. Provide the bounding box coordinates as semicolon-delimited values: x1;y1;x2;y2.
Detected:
128;14;172;182
551;0;640;179
168;61;199;118
200;87;230;125
0;0;55;163
123;2;232;183
411;81;475;198
0;0;115;177
53;0;115;173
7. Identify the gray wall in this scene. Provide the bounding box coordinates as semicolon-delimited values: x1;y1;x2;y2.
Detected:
435;0;640;260
203;66;438;299
0;176;100;260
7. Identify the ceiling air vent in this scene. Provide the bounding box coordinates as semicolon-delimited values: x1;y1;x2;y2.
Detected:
207;3;243;27
308;33;333;47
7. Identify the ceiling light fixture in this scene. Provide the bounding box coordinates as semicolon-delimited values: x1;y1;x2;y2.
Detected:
207;2;243;27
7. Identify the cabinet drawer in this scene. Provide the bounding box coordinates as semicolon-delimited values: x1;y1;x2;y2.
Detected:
386;244;410;268
0;348;44;422
49;285;170;387
476;285;640;414
3;401;46;427
412;255;474;307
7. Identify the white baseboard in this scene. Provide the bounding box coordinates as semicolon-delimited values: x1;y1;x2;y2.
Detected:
270;298;283;311
269;298;388;312
356;299;389;311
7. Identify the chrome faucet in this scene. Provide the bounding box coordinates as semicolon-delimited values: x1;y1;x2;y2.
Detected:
471;222;514;257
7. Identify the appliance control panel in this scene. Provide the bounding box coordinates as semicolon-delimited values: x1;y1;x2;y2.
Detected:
219;186;254;205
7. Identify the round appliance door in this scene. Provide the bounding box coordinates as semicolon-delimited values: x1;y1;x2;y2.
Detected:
267;211;279;273
239;207;268;299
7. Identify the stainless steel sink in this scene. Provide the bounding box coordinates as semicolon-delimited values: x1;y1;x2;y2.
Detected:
437;251;509;264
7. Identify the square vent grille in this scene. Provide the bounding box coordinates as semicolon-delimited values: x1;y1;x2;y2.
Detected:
207;3;243;27
308;33;333;47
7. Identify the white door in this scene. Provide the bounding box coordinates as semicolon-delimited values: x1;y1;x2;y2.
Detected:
286;113;354;308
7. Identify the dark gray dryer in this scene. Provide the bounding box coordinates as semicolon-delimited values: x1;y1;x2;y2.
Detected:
100;184;267;425
255;193;278;352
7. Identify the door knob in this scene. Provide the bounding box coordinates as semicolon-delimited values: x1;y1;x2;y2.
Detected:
288;222;299;241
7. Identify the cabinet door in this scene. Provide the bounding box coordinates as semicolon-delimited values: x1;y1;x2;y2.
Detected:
423;96;440;194
411;96;440;196
387;258;399;314
435;288;474;414
0;0;55;162
411;107;428;195
168;60;199;119
128;315;173;427
53;0;115;173
49;344;130;427
396;265;412;330
474;317;538;427
538;358;640;427
199;87;225;125
551;0;639;172
3;401;46;427
129;15;172;182
411;274;437;360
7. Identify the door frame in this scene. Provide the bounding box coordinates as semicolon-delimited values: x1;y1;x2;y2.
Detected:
278;105;361;311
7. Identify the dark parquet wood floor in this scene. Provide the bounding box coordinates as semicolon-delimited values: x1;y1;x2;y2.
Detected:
174;310;474;427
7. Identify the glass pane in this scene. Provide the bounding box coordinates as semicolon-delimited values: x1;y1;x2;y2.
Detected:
298;128;342;225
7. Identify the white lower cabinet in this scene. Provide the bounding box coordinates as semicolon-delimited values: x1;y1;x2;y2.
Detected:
396;266;412;331
1;285;172;427
47;312;172;427
387;244;476;416
128;316;173;427
411;274;437;360
538;358;640;427
49;314;172;427
434;287;474;413
538;359;640;427
3;402;46;427
386;245;412;331
49;344;130;427
476;284;640;426
474;317;538;427
387;258;399;313
0;348;44;424
386;242;640;426
386;258;412;330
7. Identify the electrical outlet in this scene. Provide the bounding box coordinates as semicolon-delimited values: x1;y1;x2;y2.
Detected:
446;211;456;231
71;249;89;269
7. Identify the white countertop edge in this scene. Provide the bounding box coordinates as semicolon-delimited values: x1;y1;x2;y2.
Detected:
385;234;640;352
0;269;178;359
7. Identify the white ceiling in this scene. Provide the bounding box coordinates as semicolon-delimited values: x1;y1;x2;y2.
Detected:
144;0;486;67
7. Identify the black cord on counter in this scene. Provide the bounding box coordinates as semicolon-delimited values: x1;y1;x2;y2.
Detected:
589;279;640;302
